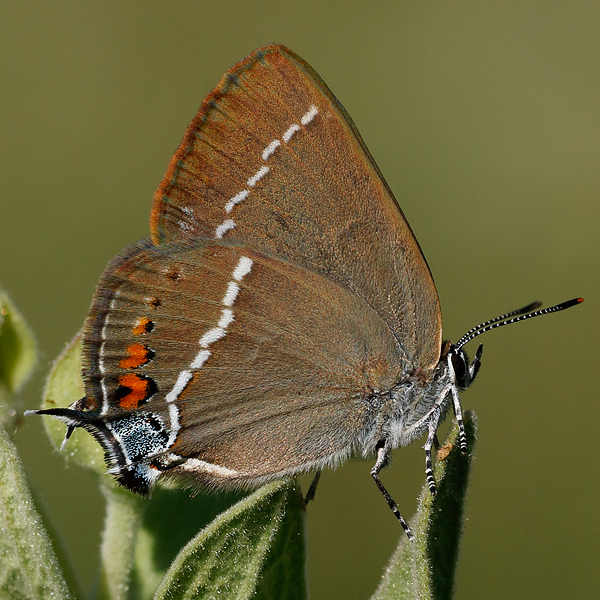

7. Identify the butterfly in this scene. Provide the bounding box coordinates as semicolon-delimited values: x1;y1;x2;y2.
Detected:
29;44;581;538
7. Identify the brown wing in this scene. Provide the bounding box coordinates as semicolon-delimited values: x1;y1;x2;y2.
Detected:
82;239;401;483
150;44;442;375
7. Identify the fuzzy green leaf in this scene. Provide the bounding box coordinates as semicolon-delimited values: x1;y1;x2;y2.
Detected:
91;483;146;600
0;289;37;431
130;486;245;600
0;428;71;599
91;479;247;600
154;479;307;600
372;411;477;600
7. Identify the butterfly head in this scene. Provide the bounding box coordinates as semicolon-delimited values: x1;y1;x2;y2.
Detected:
446;297;584;392
448;343;483;391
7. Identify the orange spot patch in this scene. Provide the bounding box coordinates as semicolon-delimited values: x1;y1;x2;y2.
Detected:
117;373;152;409
119;343;153;369
132;316;153;335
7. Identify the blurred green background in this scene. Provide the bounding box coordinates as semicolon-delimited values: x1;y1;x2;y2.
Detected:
2;1;598;598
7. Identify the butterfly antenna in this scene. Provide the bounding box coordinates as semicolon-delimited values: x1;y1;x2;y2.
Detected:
455;300;542;346
456;298;583;350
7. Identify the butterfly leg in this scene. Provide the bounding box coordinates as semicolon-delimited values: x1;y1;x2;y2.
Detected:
424;422;439;496
304;470;322;505
451;387;468;454
370;444;414;540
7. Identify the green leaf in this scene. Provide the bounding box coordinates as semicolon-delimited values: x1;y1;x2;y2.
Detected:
0;428;71;599
40;333;105;474
371;411;477;600
0;289;37;432
130;486;245;600
154;479;307;600
91;482;146;600
91;479;247;600
251;482;307;600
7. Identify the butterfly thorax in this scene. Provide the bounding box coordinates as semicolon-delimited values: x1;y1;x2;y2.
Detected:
357;337;480;459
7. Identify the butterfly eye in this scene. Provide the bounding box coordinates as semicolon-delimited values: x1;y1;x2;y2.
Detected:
450;348;469;388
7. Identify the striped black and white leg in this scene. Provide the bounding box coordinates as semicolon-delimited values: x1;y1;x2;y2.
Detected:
451;387;468;455
370;444;414;540
424;422;438;496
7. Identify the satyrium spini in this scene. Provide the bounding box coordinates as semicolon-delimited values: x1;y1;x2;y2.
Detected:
28;44;582;539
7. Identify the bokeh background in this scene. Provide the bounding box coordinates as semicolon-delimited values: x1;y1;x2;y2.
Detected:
2;2;599;598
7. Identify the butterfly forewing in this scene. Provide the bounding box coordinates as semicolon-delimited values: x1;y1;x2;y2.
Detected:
82;239;403;483
151;44;442;375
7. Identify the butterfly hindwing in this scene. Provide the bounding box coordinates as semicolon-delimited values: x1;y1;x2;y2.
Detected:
82;238;403;484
